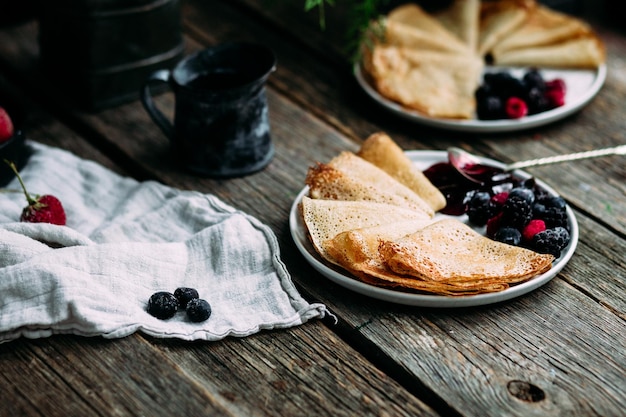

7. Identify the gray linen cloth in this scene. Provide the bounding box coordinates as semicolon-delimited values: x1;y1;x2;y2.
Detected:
0;141;330;343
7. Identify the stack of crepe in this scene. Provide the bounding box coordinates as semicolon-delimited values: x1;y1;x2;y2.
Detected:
361;0;605;119
301;133;554;296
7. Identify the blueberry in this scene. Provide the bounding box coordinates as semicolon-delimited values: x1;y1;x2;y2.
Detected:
494;227;522;246
466;191;496;226
523;68;546;92
174;287;199;309
147;292;179;319
186;298;212;322
508;187;536;205
540;195;567;210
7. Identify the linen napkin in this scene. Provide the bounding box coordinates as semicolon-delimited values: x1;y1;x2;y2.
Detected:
0;141;331;344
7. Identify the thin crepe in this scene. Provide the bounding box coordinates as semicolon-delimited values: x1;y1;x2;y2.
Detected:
324;221;510;295
364;45;483;119
478;0;534;56
306;151;435;216
357;132;447;212
300;197;431;264
493;36;605;68
433;0;480;51
491;5;594;55
379;218;554;283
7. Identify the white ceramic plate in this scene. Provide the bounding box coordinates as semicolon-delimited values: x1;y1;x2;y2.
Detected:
289;151;578;307
354;64;607;133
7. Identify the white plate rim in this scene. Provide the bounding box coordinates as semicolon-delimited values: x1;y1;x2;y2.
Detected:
354;63;607;133
289;150;579;307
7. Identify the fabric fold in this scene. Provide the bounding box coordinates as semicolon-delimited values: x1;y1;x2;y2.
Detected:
0;141;331;343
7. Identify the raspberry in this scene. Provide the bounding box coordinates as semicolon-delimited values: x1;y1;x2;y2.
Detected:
501;195;533;229
486;212;503;238
147;292;179;319
545;78;567;95
531;227;570;258
545;89;565;108
522;219;546;242
186;298;212;322
505;97;528;119
6;160;67;225
174;287;199;309
545;78;566;108
490;192;509;207
0;107;14;143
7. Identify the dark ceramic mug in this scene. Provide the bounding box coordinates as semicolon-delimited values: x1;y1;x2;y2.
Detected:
141;42;276;178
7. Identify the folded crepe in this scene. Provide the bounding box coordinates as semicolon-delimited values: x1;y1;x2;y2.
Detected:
306;151;435;217
493;36;605;68
379;218;554;283
364;45;483;119
478;0;535;56
433;0;480;51
386;3;471;54
357;132;447;212
324;221;509;295
491;5;594;55
300;197;431;264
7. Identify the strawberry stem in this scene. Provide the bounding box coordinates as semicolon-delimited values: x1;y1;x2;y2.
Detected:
3;159;37;205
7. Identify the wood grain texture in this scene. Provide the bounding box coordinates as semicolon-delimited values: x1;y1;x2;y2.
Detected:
0;2;624;416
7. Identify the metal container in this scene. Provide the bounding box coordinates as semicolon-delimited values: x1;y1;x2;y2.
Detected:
38;0;184;111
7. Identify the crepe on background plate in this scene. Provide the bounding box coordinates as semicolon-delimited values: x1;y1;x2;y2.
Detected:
433;0;480;51
363;45;483;119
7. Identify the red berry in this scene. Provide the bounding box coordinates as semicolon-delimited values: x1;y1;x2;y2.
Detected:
545;89;565;108
486;212;503;238
522;219;547;242
0;107;14;143
544;78;567;108
5;160;67;225
490;192;509;207
505;97;528;119
545;78;567;95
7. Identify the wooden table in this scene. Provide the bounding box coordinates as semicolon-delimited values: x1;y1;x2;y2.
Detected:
0;1;624;416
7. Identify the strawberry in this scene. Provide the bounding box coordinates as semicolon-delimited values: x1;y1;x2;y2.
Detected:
0;107;14;143
5;160;66;225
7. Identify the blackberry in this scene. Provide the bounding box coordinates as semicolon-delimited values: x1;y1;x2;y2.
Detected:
526;87;549;115
500;195;533;229
532;227;570;257
542;206;569;230
477;96;504;120
186;298;212;322
466;191;496;226
174;287;199;309
147;292;179;319
494;227;522;246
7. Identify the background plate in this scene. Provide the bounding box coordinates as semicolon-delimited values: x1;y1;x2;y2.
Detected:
290;151;579;307
354;64;606;133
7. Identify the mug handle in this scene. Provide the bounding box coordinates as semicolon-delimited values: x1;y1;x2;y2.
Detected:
140;69;174;140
